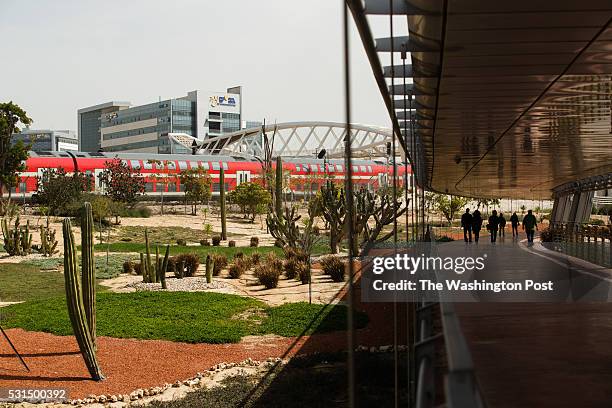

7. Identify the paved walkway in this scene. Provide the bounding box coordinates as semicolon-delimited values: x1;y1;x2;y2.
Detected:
436;238;612;407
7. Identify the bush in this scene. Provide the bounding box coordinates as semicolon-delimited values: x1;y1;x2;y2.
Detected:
250;237;259;247
122;260;134;274
297;262;310;284
284;246;309;263
200;239;210;246
174;253;200;277
284;258;300;280
253;264;282;289
274;239;284;248
228;258;249;279
228;240;236;247
211;254;228;276
235;252;244;259
589;219;605;226
264;253;283;274
134;262;143;275
177;239;187;246
212;236;221;246
166;257;176;272
312;225;320;236
320;256;345;282
120;205;151;218
250;253;260;265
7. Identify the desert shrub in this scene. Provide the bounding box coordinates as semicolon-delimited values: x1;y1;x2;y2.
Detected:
320;256;345;282
200;239;210;246
211;254;228;276
212;236;221;246
228;240;236;247
228;258;249;279
177;239;187;246
284;247;309;263
166;256;176;272
253;264;282;289
120;205;151;218
235;252;244;259
263;253;283;276
274;239;284;248
175;253;200;277
297;262;310;284
284;258;300;280
122;260;134;274
312;225;320;235
250;237;259;247
134;262;143;275
283;246;296;260
250;253;260;265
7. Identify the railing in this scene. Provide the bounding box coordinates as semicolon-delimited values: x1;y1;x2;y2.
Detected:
546;222;612;268
412;239;487;408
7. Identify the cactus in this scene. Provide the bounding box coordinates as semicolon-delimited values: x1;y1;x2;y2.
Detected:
220;167;227;241
62;204;104;381
144;229;154;283
160;245;169;289
39;219;58;256
81;203;96;347
205;255;213;283
275;156;283;220
1;216;32;256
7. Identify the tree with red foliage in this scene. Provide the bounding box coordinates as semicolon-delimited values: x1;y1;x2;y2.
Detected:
99;159;145;206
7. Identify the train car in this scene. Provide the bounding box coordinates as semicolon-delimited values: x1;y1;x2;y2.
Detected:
11;151;412;199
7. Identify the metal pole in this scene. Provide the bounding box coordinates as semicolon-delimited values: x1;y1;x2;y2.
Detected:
0;325;30;372
343;3;356;407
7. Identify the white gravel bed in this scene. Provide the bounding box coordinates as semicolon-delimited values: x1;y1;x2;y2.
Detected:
127;277;232;292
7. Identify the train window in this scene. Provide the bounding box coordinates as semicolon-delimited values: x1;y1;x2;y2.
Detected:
360;165;366;173
189;161;199;169
168;183;177;192
145;182;154;192
143;161;153;170
336;164;343;172
212;162;220;171
201;162;210;171
311;164;318;172
130;160;141;169
167;161;176;170
222;162;228;171
352;165;359;173
367;166;372;173
178;161;187;170
121;160;128;167
295;164;301;172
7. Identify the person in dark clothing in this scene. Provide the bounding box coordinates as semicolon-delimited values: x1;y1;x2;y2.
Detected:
522;209;538;244
461;208;473;242
510;212;520;238
472;209;483;243
498;212;506;238
488;210;499;243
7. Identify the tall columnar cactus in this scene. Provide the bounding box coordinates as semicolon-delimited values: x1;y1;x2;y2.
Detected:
205;254;213;284
145;229;154;283
81;203;96;348
21;220;32;254
63;204;104;381
275;156;283;220
220;167;227;241
160;245;169;289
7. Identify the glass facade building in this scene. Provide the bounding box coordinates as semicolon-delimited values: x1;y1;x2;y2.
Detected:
78;102;131;152
11;129;78;152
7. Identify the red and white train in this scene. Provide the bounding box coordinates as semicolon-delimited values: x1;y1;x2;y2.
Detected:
11;151;411;198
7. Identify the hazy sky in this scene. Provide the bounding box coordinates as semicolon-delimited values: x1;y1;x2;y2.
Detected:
0;0;392;132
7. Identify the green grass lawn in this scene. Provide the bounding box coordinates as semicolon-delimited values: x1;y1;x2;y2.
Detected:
90;243;282;259
1;292;368;343
0;264;67;302
21;254;140;279
105;225;245;244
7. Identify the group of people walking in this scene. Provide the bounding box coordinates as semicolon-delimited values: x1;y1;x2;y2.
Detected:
460;208;538;244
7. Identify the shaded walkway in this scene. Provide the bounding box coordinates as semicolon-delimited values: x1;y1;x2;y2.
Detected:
435;239;612;407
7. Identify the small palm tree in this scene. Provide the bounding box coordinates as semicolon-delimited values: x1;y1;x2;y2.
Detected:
203;223;213;239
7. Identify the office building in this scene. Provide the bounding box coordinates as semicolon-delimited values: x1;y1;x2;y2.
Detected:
78;101;131;152
12;129;78;152
97;91;197;154
204;86;242;138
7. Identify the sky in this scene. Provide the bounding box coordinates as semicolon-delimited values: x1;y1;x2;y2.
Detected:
0;0;392;132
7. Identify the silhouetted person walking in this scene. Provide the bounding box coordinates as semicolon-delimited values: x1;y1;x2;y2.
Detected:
510;212;519;238
488;210;499;243
461;208;473;242
522;209;538;244
472;209;483;243
498;212;506;238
